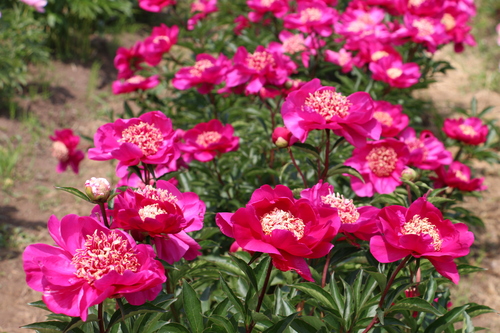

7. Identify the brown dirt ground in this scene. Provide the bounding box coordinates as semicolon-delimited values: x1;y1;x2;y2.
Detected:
0;44;499;332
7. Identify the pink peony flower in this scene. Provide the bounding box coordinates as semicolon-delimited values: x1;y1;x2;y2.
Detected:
440;5;476;52
281;78;381;147
172;53;230;94
216;185;340;281
334;6;391;46
141;24;179;66
234;15;251;35
88;111;180;172
247;0;289;22
399;127;452;169
372;100;409;137
19;0;47;12
369;55;421;88
112;75;160;95
370;197;474;284
187;0;218;30
114;43;146;80
300;182;380;241
345;138;410;197
497;23;500;46
111;180;205;264
138;0;176;12
179;119;239;163
442;117;488;145
50;129;85;174
324;48;354;73
267;31;320;68
23;214;166;320
283;1;337;37
433;161;487;192
223;45;297;95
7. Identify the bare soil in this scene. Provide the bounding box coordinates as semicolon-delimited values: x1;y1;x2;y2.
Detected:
0;45;499;332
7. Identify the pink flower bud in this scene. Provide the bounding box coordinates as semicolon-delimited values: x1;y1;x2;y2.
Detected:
401;167;417;181
85;177;111;203
272;127;296;148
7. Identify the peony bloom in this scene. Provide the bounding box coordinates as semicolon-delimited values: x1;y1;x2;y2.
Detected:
369;55;421;89
283;1;337;37
23;214;166;320
179;119;239;163
187;0;218;30
281;78;381;147
112;180;205;264
267;31;321;68
272;126;297;148
112;75;160;95
88;111;180;172
433;161;487;192
172;53;230;94
300;182;380;241
442;117;488;145
372;100;409;138
398;14;449;53
324;48;354;73
216;185;340;281
19;0;47;12
50;129;85;174
399;127;452;169
138;0;176;12
141;24;179;66
247;0;289;22
370;197;474;284
345;138;410;197
234;15;251;35
114;43;146;80
85;177;111;203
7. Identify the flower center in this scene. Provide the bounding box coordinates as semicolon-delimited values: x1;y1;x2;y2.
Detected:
387;68;403;79
408;0;426;7
406;139;428;160
401;214;442;251
321;192;360;224
338;51;351;66
300;8;322;23
282;35;306;54
189;59;215;77
120;121;164;156
261;0;277;7
412;18;435;37
196;131;222;147
136;185;178;203
371;51;389;61
153;35;171;44
373;111;394;127
192;1;206;12
458;124;477;137
454;170;469;182
260;207;305;239
347;14;375;33
246;51;275;71
126;75;145;84
366;146;398;177
441;13;456;31
139;204;168;220
52;141;69;161
72;230;140;284
304;90;352;120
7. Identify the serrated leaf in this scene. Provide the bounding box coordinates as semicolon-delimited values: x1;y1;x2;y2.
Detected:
327;165;365;183
290;282;337;312
389;298;442;316
182;280;204;333
424;305;469;333
55;187;91;202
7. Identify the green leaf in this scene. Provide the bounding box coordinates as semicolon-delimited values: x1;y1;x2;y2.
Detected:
366;270;387;291
424;305;469;333
55;187;92;202
457;264;485;275
427;197;455;205
402;179;421;198
329;273;345;316
290;282;337;312
465;303;496;318
28;300;50;311
293;142;321;159
182;280;204;333
263;313;297;333
327;165;365;183
22;321;68;332
207;314;236;333
230;254;258;291
123;101;134;118
389;298;442;316
107;302;166;328
219;275;246;318
159;323;190;333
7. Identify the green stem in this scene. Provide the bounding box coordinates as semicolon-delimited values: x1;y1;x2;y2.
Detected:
247;260;273;333
288;147;308;188
321;129;331;181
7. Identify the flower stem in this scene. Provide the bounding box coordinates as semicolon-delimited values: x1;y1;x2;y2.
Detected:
288;147;308;188
321;251;332;288
247;260;273;333
98;302;105;333
361;255;412;333
321;129;331;181
98;202;109;228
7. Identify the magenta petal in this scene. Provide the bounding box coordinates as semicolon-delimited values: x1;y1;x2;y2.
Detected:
370;235;410;263
23;244;70;291
427;257;460;284
42;283;85;320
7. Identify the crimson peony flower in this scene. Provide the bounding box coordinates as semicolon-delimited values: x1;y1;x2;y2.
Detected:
300;181;379;241
23;214;166;320
281;78;381;147
283;1;337;37
433;161;487;192
88;111;180;171
216;185;340;281
234;15;251;35
372;100;409;138
138;0;176;12
247;0;289;22
399;127;452;169
369;55;421;88
114;43;145;80
112;75;160;95
112;180;205;264
442;117;488;145
141;24;179;66
179;119;239;163
172;53;230;94
345;138;410;197
370;197;474;284
50;129;85;174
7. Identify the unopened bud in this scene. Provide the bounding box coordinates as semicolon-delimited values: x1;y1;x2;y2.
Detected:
85;177;111;203
272;127;296;148
401;168;417;181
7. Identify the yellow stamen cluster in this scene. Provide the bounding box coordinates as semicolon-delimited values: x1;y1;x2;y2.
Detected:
260;207;305;239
